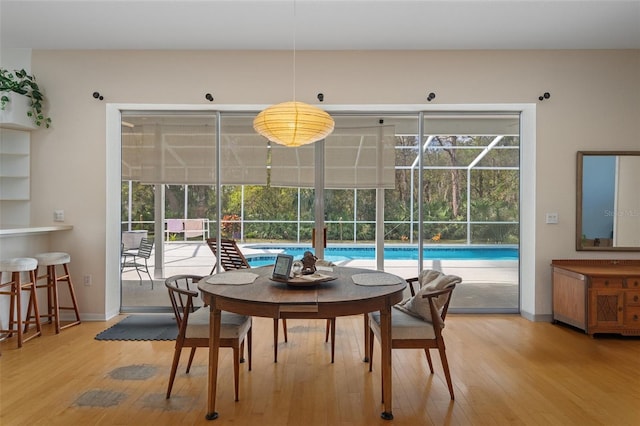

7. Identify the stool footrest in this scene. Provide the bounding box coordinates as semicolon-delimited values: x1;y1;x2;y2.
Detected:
59;321;81;330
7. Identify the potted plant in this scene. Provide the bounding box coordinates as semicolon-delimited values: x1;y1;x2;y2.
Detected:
0;68;51;128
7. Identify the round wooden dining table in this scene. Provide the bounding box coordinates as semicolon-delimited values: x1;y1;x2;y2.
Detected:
198;265;406;421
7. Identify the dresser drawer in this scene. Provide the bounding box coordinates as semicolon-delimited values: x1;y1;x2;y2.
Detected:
624;307;640;326
626;291;640;307
591;277;624;288
626;277;640;289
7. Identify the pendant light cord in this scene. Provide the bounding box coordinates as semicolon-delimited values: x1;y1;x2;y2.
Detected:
292;0;297;102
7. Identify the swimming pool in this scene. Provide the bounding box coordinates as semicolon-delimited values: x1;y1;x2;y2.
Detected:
244;244;519;266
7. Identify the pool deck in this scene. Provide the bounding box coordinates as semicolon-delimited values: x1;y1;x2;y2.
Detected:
122;242;519;311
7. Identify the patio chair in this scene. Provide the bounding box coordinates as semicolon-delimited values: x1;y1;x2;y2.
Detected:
206;237;251;274
165;274;252;401
368;270;461;400
121;237;155;289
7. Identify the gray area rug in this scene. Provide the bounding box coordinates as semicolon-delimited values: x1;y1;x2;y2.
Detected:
95;315;178;341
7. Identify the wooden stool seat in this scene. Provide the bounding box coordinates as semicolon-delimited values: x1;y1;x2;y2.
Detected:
34;252;81;333
0;257;42;348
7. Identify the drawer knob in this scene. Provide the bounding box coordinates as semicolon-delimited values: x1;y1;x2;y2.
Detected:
604;280;609;286
632;280;639;287
635;295;639;303
634;315;639;322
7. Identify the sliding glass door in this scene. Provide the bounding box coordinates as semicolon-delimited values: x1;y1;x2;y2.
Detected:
118;109;521;313
120;112;219;311
419;113;520;312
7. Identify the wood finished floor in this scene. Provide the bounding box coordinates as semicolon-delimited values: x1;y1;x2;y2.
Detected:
1;315;639;426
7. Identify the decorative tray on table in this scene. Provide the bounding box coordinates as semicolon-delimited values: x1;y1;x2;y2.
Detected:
270;273;337;287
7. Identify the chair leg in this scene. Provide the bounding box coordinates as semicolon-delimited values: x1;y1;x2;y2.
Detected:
247;327;252;371
282;319;288;342
186;347;197;373
363;313;370;362
437;342;455;400
166;346;183;399
133;258;143;285
329;318;336;363
325;319;330;342
143;260;153;289
240;340;246;363
368;328;374;372
367;328;385;408
233;345;240;401
424;348;435;373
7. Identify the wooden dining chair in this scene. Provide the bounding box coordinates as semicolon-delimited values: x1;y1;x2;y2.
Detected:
368;270;461;400
205;237;336;363
206;237;287;362
165;274;252;401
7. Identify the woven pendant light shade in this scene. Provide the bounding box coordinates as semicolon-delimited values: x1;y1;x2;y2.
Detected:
253;101;335;147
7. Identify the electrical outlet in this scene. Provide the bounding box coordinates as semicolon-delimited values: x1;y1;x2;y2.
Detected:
84;275;92;286
545;212;559;224
54;210;65;222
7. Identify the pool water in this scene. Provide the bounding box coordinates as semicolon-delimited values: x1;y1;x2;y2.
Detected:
245;245;518;267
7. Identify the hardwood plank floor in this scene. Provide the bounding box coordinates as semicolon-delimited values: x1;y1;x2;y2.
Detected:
1;314;639;425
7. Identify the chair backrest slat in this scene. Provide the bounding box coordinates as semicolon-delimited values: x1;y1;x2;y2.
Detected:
165;275;203;330
137;238;154;260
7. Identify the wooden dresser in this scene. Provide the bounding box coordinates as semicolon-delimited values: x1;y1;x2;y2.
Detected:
551;259;640;336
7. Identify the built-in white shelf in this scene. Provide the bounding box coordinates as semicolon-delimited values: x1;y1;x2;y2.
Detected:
0;128;30;201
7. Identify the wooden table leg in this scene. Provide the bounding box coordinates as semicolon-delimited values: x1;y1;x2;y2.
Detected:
363;313;370;362
206;305;222;420
380;301;393;420
273;318;279;363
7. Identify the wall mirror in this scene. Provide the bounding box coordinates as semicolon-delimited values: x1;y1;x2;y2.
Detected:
576;151;640;251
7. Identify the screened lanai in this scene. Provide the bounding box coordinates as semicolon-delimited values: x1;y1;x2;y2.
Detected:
120;110;520;313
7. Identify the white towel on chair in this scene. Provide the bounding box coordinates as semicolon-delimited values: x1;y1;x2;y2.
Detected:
167;219;183;233
184;219;204;238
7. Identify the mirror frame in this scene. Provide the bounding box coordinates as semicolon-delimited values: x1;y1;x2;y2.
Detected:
576;150;640;251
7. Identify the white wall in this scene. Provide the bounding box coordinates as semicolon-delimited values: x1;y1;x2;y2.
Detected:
24;49;640;320
615;156;640;246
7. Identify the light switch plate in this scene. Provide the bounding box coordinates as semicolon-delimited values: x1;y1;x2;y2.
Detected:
545;212;558;224
54;210;65;222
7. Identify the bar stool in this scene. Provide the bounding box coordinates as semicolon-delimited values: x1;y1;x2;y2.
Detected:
34;252;81;333
0;257;42;348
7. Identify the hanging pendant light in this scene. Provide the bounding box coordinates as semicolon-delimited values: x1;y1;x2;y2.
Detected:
253;101;334;147
253;1;334;147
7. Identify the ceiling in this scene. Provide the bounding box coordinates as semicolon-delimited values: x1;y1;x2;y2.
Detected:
1;0;639;51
